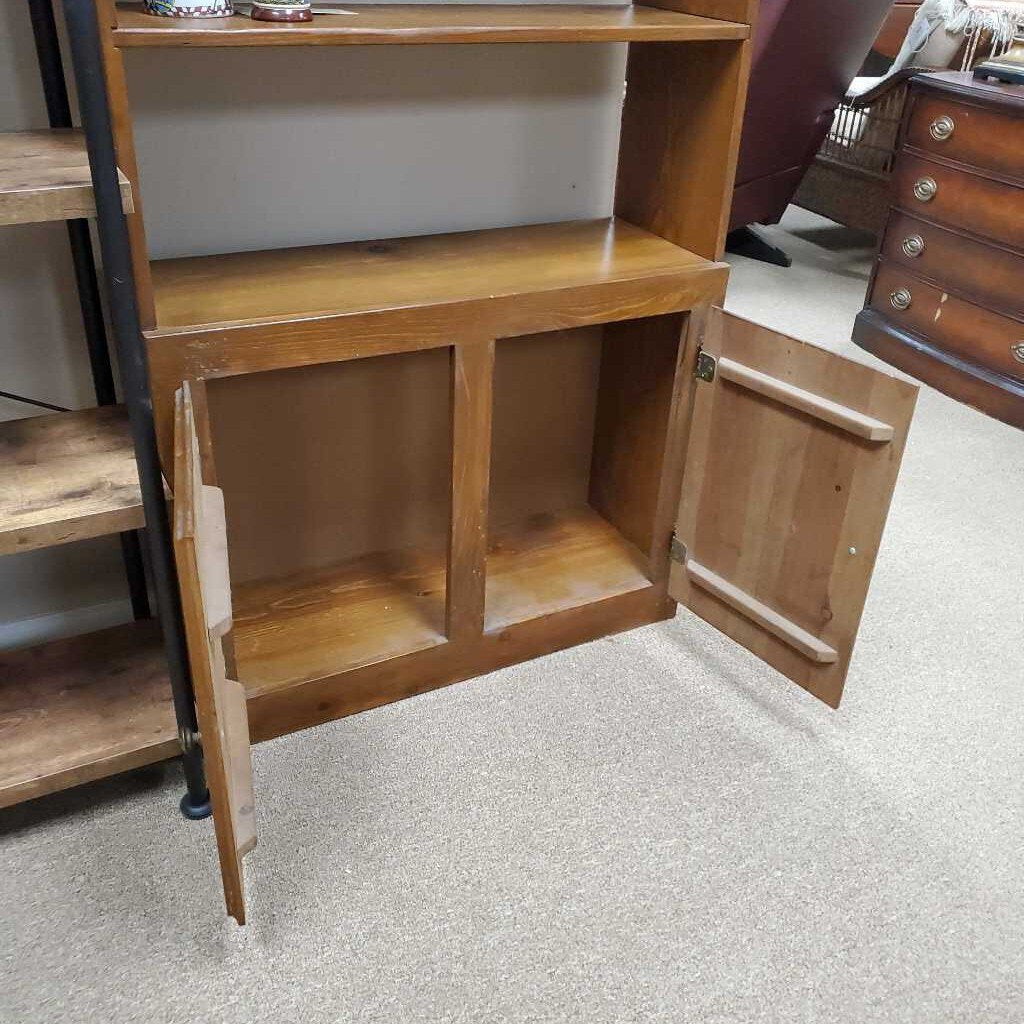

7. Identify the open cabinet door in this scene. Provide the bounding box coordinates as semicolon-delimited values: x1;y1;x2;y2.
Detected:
173;382;257;924
670;310;918;708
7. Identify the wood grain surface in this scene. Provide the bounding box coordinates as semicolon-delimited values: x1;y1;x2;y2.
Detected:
146;219;728;472
243;585;675;745
484;506;651;633
231;505;652;693
0;620;176;809
894;152;1024;252
0;406;144;555
906;88;1024;184
589;313;686;563
173;384;256;925
0;129;132;226
715;356;896;441
233;542;449;693
858;74;1024;431
490;328;603;532
97;30;156;328
671;309;917;708
206;348;452;584
448;340;494;641
149;218;719;332
111;3;749;47
616;37;752;261
879;210;1024;319
870;262;1024;385
854;309;1024;430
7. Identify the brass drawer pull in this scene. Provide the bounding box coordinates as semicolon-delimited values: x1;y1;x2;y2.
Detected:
890;288;913;311
914;177;938;202
929;115;956;141
902;235;925;258
1012;342;1024;363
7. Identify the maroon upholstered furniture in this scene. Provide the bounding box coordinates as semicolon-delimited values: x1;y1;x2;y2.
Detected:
728;0;894;264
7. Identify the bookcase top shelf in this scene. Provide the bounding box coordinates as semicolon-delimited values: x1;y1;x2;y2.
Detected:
111;4;750;48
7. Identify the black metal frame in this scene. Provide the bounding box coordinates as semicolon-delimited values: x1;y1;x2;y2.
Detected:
27;0;152;620
57;0;211;816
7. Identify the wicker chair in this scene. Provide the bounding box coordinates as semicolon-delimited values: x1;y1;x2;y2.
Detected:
795;2;1018;233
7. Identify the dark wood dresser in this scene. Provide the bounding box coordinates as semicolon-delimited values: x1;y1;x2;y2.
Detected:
853;71;1024;429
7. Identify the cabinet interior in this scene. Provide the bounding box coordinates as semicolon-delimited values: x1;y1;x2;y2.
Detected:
202;313;684;693
207;347;453;691
487;315;683;631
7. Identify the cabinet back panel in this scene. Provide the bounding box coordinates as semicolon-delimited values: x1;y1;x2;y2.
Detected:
589;312;685;560
490;328;603;531
206;348;451;584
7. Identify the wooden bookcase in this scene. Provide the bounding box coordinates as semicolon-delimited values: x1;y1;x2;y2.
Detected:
89;0;918;923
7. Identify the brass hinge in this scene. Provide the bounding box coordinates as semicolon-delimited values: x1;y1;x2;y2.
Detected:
669;533;687;565
695;349;717;382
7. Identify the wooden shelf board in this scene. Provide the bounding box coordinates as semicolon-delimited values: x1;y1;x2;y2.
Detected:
232;506;651;694
0;620;178;809
112;4;749;48
0;405;145;556
233;544;449;694
485;505;652;632
0;130;133;227
149;217;719;333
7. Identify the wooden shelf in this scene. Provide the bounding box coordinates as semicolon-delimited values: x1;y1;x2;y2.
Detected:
0;130;133;227
0;620;178;809
485;506;651;632
233;543;448;693
0;405;145;556
232;505;650;693
149;217;719;332
112;4;749;48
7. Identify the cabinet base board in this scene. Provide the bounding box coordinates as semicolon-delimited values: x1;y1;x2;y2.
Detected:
244;586;676;744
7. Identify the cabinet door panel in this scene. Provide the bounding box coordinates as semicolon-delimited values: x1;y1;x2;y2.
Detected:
670;309;917;707
173;382;256;924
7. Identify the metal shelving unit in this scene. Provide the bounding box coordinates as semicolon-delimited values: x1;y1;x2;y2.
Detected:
0;0;208;815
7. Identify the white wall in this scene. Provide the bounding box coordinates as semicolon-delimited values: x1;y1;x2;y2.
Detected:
1;1;626;645
127;30;625;258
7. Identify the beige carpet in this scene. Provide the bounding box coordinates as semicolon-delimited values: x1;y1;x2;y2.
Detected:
2;208;1022;1024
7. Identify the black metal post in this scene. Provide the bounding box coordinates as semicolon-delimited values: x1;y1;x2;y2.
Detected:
60;0;210;818
28;0;150;622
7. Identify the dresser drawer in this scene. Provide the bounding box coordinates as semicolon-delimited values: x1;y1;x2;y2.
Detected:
906;91;1024;181
870;262;1024;383
881;211;1024;317
894;153;1024;251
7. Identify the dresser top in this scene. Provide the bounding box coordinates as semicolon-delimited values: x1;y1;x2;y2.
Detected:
914;70;1024;114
